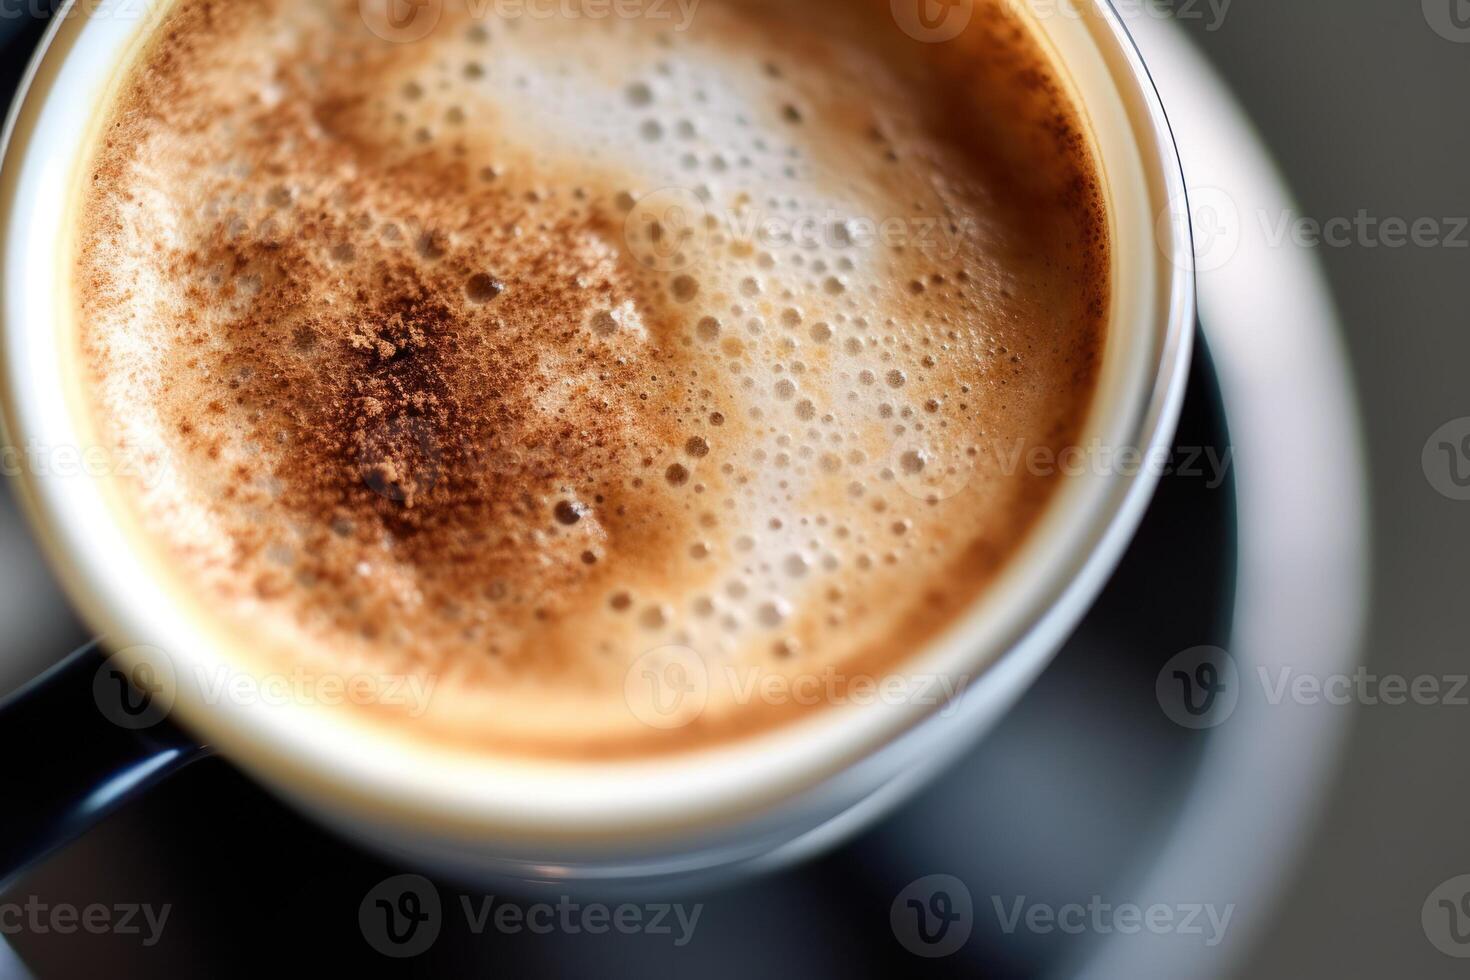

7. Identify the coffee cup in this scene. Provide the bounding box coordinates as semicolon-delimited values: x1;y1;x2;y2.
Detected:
0;0;1194;888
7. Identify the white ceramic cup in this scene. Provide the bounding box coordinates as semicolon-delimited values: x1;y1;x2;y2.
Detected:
0;0;1194;889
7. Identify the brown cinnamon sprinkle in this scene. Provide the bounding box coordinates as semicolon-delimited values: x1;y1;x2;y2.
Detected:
81;0;712;673
75;0;1111;757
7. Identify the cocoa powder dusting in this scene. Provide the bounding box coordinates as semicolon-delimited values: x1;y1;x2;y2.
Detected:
79;0;706;674
74;0;1111;757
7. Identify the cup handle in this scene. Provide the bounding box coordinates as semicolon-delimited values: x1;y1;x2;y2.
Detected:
0;640;209;886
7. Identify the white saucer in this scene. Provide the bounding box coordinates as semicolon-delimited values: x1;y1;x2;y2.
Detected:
1076;14;1368;979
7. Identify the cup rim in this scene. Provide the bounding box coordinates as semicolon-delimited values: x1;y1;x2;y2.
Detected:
0;0;1195;852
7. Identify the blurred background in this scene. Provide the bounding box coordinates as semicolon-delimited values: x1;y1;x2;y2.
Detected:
1177;0;1470;975
0;0;1466;976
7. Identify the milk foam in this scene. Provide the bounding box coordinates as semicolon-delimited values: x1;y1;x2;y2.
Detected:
76;0;1108;756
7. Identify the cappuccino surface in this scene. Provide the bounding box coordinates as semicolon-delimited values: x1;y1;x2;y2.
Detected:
76;0;1109;756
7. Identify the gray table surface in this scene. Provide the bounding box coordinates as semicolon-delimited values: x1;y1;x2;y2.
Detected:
1174;1;1470;977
